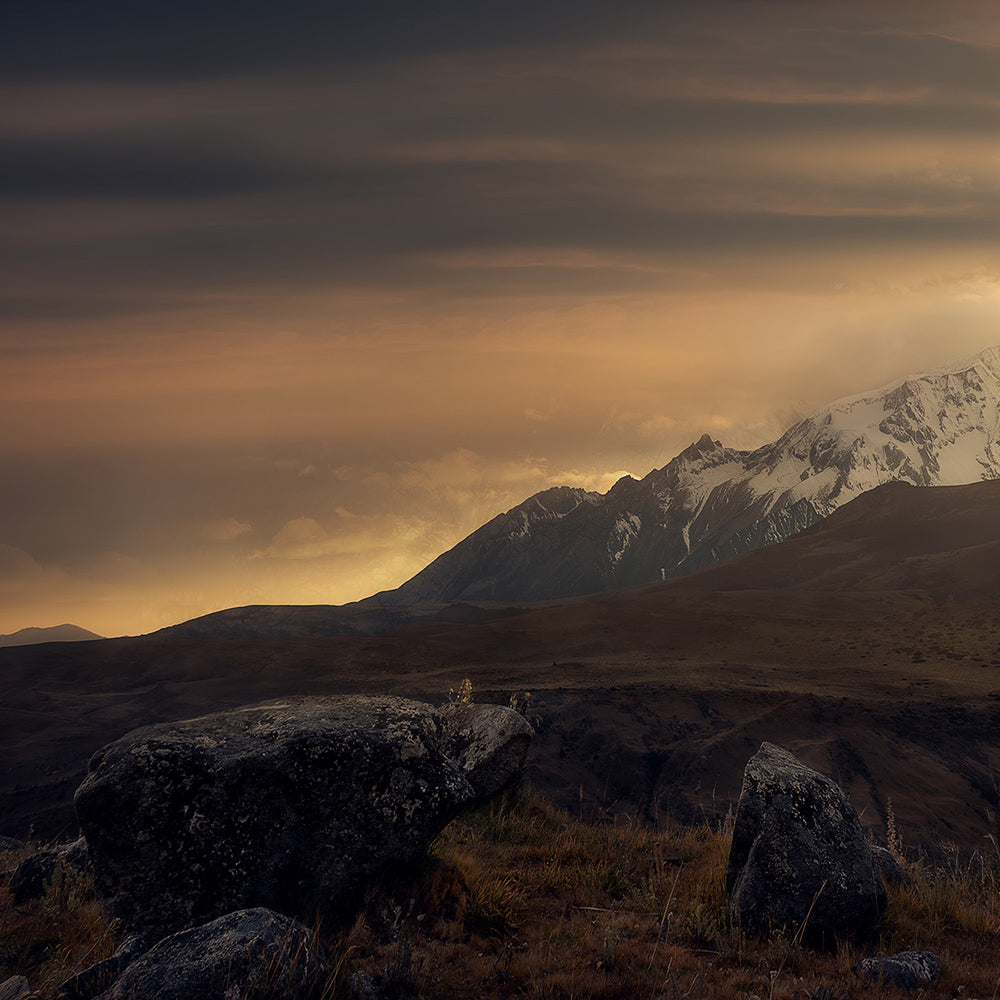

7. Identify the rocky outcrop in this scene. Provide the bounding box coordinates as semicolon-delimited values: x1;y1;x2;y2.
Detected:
726;743;887;940
854;951;942;990
75;695;531;938
89;908;327;1000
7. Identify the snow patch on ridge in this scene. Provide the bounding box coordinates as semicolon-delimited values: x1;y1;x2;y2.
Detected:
936;432;994;482
609;514;641;564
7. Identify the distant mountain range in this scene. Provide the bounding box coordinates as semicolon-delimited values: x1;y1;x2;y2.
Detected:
159;340;1000;644
0;624;102;648
363;345;1000;606
158;475;1000;640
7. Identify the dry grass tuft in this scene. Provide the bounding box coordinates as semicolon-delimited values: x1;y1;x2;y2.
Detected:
327;789;1000;999
0;846;117;998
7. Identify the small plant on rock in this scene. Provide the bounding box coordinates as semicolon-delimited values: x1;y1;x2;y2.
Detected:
447;678;474;705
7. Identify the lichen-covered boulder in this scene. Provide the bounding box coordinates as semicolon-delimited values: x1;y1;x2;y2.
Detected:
91;908;327;1000
726;742;887;941
854;951;941;990
75;695;529;938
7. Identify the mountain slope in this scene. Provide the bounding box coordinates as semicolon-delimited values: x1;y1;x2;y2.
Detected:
154;600;539;640
663;477;1000;600
159;476;1000;639
0;624;102;648
368;345;1000;605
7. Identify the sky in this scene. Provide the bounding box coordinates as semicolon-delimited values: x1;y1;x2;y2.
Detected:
3;0;1000;636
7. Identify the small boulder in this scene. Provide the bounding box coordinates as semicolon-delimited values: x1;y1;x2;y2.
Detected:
91;908;327;1000
854;950;941;990
726;742;887;941
10;850;59;904
871;845;913;889
434;702;532;797
10;837;89;904
75;695;530;937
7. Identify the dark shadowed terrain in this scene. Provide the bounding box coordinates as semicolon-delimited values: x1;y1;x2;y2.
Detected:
5;480;1000;858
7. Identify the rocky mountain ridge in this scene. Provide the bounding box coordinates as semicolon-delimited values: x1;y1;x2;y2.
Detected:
367;345;1000;604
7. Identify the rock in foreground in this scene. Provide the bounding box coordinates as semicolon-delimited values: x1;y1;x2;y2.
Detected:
854;951;942;990
726;742;886;940
91;908;326;1000
435;702;533;797
75;695;531;938
10;837;89;904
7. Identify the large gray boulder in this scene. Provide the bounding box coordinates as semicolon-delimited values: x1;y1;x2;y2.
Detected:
726;742;887;940
75;695;531;938
91;908;327;1000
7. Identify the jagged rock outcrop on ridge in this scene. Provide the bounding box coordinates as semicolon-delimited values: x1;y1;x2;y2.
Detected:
726;742;887;940
74;695;531;939
87;908;327;1000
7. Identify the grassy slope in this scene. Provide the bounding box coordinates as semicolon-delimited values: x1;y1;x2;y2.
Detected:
4;789;1000;999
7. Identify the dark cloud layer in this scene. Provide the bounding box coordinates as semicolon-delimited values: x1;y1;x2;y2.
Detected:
0;129;303;199
3;7;999;324
3;0;665;82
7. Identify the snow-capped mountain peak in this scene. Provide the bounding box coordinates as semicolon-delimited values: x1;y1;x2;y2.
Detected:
367;345;1000;606
766;345;1000;504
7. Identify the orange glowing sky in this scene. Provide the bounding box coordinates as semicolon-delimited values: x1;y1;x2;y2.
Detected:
3;0;1000;636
